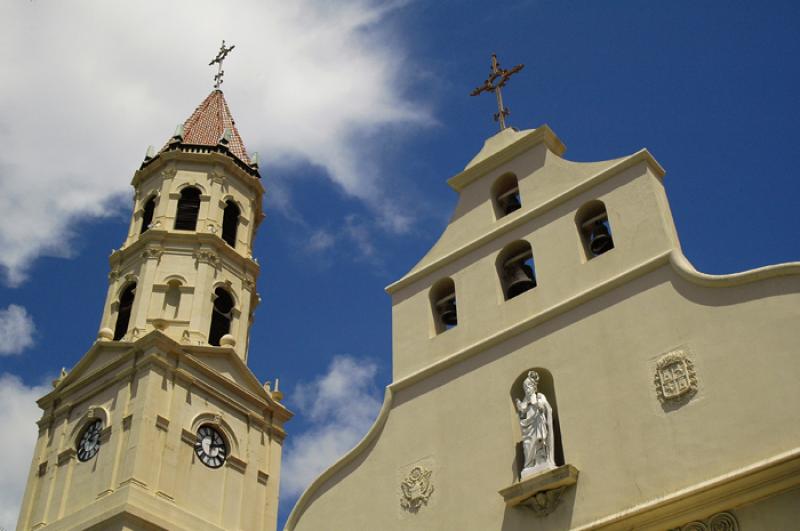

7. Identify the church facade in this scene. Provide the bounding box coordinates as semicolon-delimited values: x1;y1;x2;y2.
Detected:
15;89;291;531
14;65;800;530
286;125;800;530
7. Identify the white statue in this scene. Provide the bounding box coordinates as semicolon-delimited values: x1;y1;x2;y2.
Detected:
515;370;555;478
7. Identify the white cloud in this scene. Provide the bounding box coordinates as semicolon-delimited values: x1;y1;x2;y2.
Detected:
0;0;429;285
0;305;35;355
281;355;382;500
344;215;378;260
0;374;49;531
307;230;336;254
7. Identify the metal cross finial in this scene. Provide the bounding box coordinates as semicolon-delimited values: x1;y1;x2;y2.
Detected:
209;40;236;90
470;54;525;131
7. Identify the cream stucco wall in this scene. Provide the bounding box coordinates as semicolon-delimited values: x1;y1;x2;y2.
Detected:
287;127;800;530
17;334;290;531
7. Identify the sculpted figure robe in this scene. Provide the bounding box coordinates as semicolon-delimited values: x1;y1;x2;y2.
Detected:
515;370;555;478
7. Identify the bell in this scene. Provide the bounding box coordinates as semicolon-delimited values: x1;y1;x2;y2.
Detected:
589;221;613;255
505;263;536;299
502;193;521;215
438;300;458;326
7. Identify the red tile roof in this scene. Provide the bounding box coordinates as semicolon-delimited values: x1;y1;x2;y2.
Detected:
166;89;252;165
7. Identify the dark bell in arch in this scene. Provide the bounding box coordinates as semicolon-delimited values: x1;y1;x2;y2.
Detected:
589;221;614;256
439;300;458;326
501;193;521;215
506;263;536;299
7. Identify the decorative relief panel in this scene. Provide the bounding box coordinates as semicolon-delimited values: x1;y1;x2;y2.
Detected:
400;466;434;513
193;249;221;269
671;511;738;531
654;350;697;403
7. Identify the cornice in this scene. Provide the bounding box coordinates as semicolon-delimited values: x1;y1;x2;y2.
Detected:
110;230;260;277
386;149;665;295
574;446;800;530
447;125;567;192
135;147;263;188
669;250;800;287
37;331;291;424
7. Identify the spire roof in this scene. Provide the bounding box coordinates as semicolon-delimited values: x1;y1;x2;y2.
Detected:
179;89;250;164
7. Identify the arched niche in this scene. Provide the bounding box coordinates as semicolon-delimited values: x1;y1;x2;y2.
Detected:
575;199;614;260
496;240;537;301
429;277;457;335
174;186;202;231
509;368;565;475
492;173;522;219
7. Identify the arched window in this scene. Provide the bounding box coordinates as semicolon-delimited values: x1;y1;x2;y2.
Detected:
492;173;521;219
221;200;240;247
174;187;201;231
576;200;614;259
140;196;156;235
113;283;136;341
497;240;536;300
510;368;565;477
208;287;234;346
430;278;457;334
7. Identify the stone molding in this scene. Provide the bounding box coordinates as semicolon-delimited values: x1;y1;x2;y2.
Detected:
499;464;579;516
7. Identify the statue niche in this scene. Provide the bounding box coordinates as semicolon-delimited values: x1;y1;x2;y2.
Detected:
515;370;556;478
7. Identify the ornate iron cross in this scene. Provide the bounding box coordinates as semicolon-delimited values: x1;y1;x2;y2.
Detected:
470;54;524;131
209;40;236;89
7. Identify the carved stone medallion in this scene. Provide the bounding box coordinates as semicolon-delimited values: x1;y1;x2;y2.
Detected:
670;511;738;531
400;466;434;513
654;350;697;403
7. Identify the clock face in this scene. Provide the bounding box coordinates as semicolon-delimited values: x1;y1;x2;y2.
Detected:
194;425;227;468
77;419;103;462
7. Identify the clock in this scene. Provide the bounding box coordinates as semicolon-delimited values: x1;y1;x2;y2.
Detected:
194;425;227;468
77;419;103;462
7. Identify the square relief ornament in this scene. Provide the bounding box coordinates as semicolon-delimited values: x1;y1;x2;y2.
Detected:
654;350;697;404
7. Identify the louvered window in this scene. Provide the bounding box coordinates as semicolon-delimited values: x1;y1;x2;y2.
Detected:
209;287;234;346
174;187;201;231
222;200;240;247
113;283;136;341
140;196;156;234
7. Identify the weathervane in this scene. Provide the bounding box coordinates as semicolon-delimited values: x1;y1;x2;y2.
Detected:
209;40;236;89
470;54;524;131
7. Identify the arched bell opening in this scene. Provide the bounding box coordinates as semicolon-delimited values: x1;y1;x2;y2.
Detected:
113;282;136;341
174;186;201;231
430;277;457;335
140;195;156;235
576;200;614;259
497;240;537;301
221;200;240;247
492;173;521;219
509;368;565;475
208;287;234;346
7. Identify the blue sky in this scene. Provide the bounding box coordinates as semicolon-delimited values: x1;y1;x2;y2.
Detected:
1;1;799;529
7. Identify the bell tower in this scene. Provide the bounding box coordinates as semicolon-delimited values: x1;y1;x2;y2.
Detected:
16;75;291;530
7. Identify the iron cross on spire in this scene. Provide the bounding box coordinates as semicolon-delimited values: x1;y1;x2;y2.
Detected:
209;40;236;90
470;54;525;131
